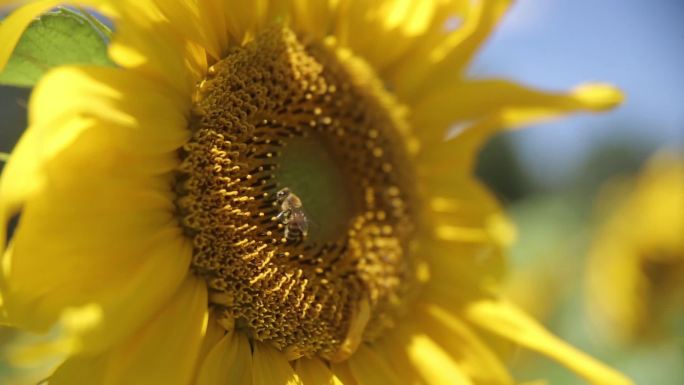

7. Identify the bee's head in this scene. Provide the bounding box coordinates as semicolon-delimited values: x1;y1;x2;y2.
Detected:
276;187;291;201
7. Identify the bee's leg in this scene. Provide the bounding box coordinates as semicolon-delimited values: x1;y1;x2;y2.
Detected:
275;210;291;223
284;226;290;240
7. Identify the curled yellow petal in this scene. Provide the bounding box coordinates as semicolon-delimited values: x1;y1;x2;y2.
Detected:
415;82;624;179
393;0;512;99
413;81;624;147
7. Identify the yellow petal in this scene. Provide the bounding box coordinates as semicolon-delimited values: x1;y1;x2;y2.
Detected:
414;81;622;141
373;330;424;385
0;65;188;231
50;276;208;385
221;0;270;43
294;357;343;385
107;0;206;95
4;226;193;354
0;64;188;250
378;315;474;385
393;0;512;99
196;0;231;57
27;66;190;153
419;155;512;246
252;342;302;385
196;0;290;57
330;361;359;385
464;299;634;385
426;0;511;70
287;0;339;41
414;179;509;300
414;303;513;385
347;345;400;385
45;352;109;385
149;0;213;57
424;180;514;247
413;81;624;151
194;313;229;372
406;333;473;385
0;65;193;353
0;291;6;324
337;0;439;71
414;83;624;185
196;331;252;385
421;240;503;307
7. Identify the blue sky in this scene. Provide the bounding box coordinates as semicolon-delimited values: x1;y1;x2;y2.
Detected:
470;0;684;186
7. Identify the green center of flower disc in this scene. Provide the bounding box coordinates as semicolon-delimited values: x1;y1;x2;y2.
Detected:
175;26;419;362
275;135;352;245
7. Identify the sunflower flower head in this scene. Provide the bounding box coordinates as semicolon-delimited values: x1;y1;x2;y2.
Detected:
587;150;684;343
0;1;632;384
177;25;420;361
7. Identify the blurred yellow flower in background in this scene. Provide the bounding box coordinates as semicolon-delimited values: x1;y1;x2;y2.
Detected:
587;150;684;343
0;0;631;384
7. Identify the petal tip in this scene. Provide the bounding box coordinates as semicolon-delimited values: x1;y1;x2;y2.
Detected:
572;83;625;111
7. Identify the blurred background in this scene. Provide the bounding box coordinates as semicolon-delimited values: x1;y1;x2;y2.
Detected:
1;0;683;384
470;0;684;384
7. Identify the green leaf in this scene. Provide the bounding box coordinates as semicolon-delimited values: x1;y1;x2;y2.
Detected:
0;7;114;88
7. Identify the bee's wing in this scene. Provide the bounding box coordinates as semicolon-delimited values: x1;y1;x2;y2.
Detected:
293;209;309;233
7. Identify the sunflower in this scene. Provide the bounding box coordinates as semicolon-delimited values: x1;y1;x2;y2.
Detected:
0;1;632;384
586;151;684;344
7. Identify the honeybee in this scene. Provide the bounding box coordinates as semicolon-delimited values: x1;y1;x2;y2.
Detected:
274;187;309;241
